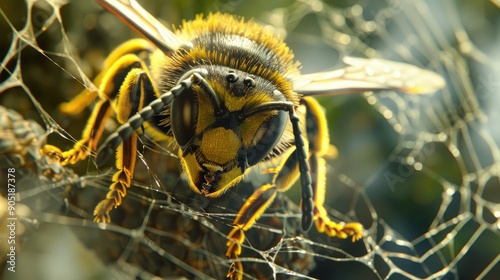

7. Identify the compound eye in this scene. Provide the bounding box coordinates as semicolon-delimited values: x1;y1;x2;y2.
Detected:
246;110;287;166
171;87;198;148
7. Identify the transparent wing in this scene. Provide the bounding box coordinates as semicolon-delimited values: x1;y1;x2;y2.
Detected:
97;0;188;54
294;57;445;96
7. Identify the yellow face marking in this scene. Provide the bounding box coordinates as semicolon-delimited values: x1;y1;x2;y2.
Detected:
179;153;202;193
200;127;240;165
209;81;273;111
180;151;245;197
208;167;245;197
194;80;277;146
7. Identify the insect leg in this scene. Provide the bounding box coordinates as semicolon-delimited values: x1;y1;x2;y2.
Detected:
225;148;302;280
93;132;137;223
93;70;205;222
226;183;277;280
225;102;308;280
42;39;154;166
226;99;356;279
93;67;156;222
59;39;154;115
301;97;363;241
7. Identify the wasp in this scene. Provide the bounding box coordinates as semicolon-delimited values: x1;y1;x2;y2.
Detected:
43;0;445;278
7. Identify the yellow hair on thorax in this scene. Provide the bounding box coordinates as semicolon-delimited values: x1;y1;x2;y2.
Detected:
171;13;301;104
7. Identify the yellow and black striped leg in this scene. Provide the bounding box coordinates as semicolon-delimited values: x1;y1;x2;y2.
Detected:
92;67;159;222
301;97;363;241
42;98;112;165
94;133;137;223
58;77;100;116
42;39;154;166
225;106;306;280
309;154;363;241
59;38;154;115
226;184;277;279
93;70;208;221
224;99;362;279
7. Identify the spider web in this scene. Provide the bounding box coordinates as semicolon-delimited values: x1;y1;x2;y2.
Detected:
1;0;499;279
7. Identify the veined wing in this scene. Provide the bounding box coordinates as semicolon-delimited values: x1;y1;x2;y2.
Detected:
295;57;445;96
97;0;189;54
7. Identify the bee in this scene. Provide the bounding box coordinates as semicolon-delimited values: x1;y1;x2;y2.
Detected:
43;0;445;279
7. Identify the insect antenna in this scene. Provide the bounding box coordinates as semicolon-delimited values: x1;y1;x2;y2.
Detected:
287;107;314;231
